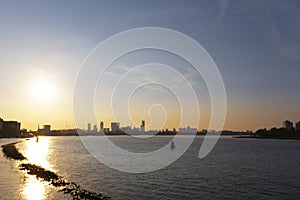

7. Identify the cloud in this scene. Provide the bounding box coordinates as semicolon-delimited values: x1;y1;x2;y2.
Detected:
106;64;207;97
118;65;131;72
217;0;229;26
103;71;120;79
271;23;300;62
104;65;133;79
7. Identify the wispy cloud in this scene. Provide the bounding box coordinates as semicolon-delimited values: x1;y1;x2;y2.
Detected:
118;65;131;72
105;64;207;97
271;23;300;62
217;0;229;26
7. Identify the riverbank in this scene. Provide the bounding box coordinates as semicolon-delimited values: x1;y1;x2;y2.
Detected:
233;135;300;140
1;140;110;200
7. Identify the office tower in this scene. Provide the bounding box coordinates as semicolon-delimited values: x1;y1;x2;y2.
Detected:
111;122;120;132
88;123;91;132
100;121;104;131
140;120;145;132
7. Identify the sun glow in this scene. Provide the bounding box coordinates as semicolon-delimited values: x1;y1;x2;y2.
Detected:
30;80;55;101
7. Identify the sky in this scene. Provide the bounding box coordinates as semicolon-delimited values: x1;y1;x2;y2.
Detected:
0;0;299;131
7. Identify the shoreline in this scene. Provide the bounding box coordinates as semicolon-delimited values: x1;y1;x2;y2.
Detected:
233;135;300;140
0;134;250;139
1;140;110;200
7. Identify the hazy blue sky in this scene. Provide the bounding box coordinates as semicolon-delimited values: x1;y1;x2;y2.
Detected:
0;0;299;131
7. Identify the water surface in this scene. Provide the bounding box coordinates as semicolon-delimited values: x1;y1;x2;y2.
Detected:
1;136;300;199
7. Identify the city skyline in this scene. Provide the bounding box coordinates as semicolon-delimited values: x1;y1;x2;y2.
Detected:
0;1;299;131
2;115;300;135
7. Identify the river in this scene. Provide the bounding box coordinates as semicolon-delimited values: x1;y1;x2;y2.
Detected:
0;136;299;199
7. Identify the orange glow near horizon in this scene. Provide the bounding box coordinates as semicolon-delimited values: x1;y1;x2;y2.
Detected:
1;94;299;132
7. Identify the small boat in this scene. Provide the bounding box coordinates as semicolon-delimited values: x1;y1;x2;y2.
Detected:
170;141;175;150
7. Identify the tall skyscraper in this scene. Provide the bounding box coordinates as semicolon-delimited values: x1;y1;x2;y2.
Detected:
140;120;145;132
87;123;91;132
100;121;104;131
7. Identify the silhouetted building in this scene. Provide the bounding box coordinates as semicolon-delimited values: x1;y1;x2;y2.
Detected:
44;125;51;133
103;128;109;133
283;120;293;129
133;127;139;133
178;126;197;134
93;124;97;132
140;120;145;132
20;128;29;137
296;121;300;130
0;118;3;131
38;125;51;134
100;121;104;131
0;118;21;138
111;122;120;132
87;123;91;132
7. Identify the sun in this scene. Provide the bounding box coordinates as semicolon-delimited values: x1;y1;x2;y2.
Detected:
30;80;55;101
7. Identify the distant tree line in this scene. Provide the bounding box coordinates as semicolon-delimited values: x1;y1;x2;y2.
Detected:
254;127;300;139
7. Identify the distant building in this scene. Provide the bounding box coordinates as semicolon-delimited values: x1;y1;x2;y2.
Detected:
0;118;21;138
38;125;51;134
20;128;28;137
44;125;51;133
93;124;97;132
100;121;104;131
87;123;91;132
111;122;120;132
140;120;145;132
133;127;140;133
296;121;300;130
0;118;3;131
178;126;197;134
283;120;293;129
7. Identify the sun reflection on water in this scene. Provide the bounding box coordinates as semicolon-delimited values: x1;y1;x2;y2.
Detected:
22;176;45;200
21;137;52;200
23;137;52;169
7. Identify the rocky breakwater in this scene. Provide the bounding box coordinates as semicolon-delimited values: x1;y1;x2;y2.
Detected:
1;141;110;200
